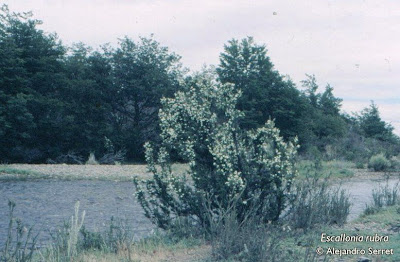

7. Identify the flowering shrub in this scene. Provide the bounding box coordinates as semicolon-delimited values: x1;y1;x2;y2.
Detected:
134;71;299;229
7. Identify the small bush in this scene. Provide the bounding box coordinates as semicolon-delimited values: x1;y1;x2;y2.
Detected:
287;176;351;230
363;182;399;216
103;217;133;254
363;205;380;216
355;161;365;169
81;216;133;254
211;218;288;261
204;193;324;262
368;153;390;171
339;168;354;177
85;152;98;165
43;212;135;261
43;201;85;261
80;226;104;250
390;155;400;170
167;216;205;240
206;197;294;261
372;182;399;208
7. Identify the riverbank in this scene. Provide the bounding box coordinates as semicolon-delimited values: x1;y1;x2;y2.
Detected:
1;161;399;182
1;162;400;261
0;163;188;181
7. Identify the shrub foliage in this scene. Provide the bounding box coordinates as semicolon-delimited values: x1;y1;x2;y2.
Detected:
368;153;391;171
134;72;298;229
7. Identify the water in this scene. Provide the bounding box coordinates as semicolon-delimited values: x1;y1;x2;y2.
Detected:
0;180;154;247
339;177;400;221
0;177;399;246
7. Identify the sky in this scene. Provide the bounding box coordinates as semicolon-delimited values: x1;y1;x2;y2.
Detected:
5;0;400;134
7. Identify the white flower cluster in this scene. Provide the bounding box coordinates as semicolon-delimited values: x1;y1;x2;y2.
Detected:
134;71;299;228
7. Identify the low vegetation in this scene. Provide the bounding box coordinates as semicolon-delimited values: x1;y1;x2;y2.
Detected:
0;201;38;262
1;176;350;262
368;153;392;172
1;200;208;262
363;182;400;216
296;160;355;180
287;176;351;230
4;176;400;261
0;166;47;181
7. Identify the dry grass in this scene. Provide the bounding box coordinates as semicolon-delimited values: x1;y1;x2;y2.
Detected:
1;161;398;182
76;243;211;262
0;163;189;181
130;244;210;262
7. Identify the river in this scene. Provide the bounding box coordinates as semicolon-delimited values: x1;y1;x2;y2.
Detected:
0;177;399;246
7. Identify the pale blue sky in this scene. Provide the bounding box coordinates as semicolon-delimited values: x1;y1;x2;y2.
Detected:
5;0;400;134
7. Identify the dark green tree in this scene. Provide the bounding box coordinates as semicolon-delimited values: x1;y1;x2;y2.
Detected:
300;75;346;152
319;84;342;115
357;101;396;142
0;5;68;162
216;37;307;139
0;7;30;160
109;36;183;160
0;5;184;162
301;74;320;108
60;43;115;158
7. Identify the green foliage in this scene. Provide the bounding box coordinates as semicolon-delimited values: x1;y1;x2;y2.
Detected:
372;183;399;208
217;37;307;139
1;4;398;165
42;202;85;261
368;153;391;171
209;211;290;261
355;161;365;169
80;217;133;253
216;39;348;157
0;5;66;162
108;36;183;161
56;36;184;162
364;183;399;216
357;101;397;143
134;70;298;230
390;155;400;170
79;227;104;251
0;5;183;163
299;75;347;155
287;175;350;230
68;201;86;258
0;201;38;262
333;118;400;163
60;43;114;159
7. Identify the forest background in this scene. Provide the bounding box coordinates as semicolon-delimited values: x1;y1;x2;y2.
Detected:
1;5;399;164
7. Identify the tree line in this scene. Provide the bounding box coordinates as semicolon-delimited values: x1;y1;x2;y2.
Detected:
0;6;398;163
